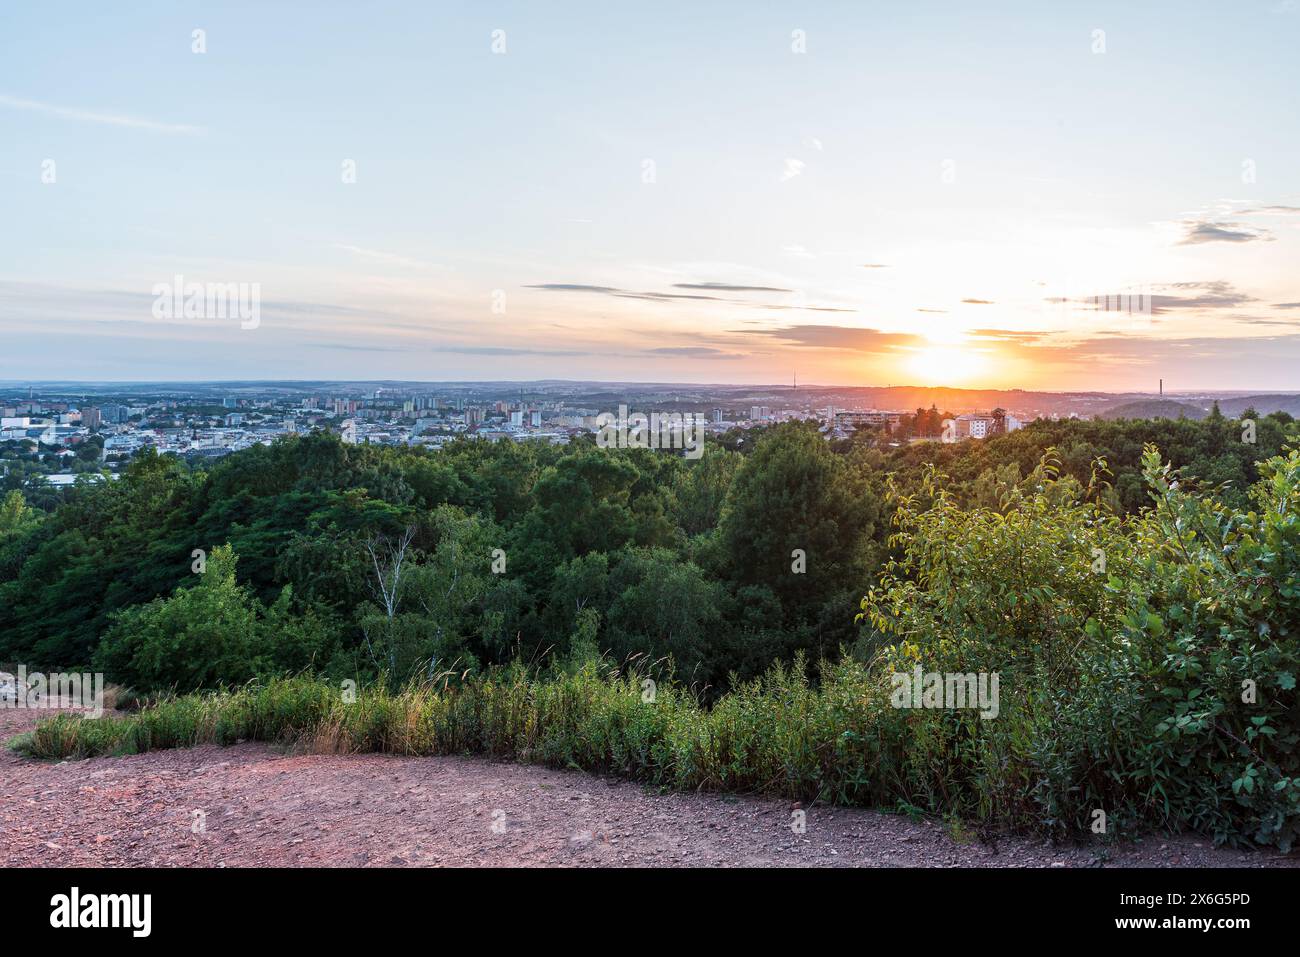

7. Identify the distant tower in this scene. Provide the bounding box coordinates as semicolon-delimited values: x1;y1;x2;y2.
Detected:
1159;378;1163;396
792;369;797;391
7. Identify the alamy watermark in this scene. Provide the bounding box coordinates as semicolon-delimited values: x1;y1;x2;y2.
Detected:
890;666;1000;720
50;887;151;937
1;667;105;718
595;405;706;459
151;274;260;329
1045;282;1153;322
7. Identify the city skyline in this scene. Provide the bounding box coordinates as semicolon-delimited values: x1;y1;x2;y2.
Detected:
4;1;1300;388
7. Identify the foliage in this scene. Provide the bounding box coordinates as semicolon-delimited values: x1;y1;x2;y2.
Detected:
93;545;343;691
5;414;1299;848
860;446;1300;849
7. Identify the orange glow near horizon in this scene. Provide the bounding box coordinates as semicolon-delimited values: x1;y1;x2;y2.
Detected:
902;343;993;386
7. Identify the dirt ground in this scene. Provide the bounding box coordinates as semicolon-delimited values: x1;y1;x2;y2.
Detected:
2;708;1296;868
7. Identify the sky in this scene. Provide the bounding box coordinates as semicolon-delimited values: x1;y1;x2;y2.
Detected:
2;0;1299;390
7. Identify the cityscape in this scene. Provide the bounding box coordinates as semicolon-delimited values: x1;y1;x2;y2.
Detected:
6;379;1299;491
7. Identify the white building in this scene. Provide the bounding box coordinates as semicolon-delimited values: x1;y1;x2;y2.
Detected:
954;412;1025;439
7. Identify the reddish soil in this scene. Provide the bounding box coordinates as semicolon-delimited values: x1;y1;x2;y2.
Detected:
3;709;1297;868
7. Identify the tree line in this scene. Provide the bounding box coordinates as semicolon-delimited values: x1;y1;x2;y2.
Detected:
0;409;1292;697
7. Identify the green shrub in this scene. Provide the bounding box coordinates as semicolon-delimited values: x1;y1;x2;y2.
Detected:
860;446;1300;848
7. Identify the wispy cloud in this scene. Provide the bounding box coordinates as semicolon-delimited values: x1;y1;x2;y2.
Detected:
1232;316;1300;327
0;93;206;135
968;328;1052;342
526;281;853;311
1238;205;1300;215
311;342;594;357
332;243;435;270
781;158;806;181
1047;280;1256;314
525;283;619;294
525;283;731;302
1162;280;1256;304
645;346;745;359
736;323;922;354
760;304;856;313
673;282;792;293
1176;220;1273;244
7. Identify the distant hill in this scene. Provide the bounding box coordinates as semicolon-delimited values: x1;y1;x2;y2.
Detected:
1098;399;1207;421
1216;395;1300;417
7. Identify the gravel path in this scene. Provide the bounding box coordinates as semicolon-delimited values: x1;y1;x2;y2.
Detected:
3;709;1297;868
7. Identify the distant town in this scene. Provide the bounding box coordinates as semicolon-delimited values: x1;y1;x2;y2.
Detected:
3;380;1297;490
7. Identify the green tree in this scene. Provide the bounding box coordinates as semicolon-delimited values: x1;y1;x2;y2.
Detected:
95;545;339;690
716;423;880;653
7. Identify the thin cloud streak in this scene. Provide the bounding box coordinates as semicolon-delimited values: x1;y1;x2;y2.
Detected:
0;93;206;135
332;244;436;270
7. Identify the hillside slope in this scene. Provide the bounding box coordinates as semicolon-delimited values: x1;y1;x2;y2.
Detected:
1098;399;1207;420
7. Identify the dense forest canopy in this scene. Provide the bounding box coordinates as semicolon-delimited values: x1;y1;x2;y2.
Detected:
1;410;1292;691
5;410;1299;848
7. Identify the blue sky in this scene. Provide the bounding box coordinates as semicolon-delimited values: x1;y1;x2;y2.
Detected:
3;0;1299;388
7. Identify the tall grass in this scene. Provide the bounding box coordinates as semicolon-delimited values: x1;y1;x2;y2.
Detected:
0;657;1142;841
15;658;915;802
14;650;1296;847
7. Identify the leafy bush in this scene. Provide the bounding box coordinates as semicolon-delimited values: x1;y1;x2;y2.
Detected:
93;545;343;691
861;447;1300;849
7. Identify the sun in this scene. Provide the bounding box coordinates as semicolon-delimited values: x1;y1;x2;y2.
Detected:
903;345;989;385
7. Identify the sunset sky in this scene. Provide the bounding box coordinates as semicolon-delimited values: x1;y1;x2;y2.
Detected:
3;1;1299;389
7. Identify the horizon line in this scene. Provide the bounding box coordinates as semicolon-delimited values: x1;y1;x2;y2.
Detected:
1;378;1295;397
